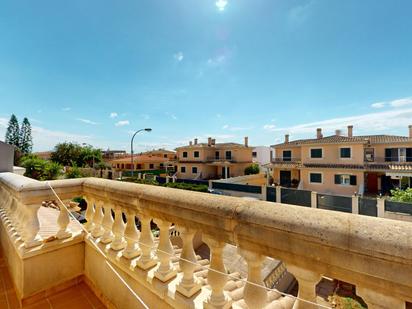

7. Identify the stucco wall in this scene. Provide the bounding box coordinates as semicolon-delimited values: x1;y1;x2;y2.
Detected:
0;141;14;173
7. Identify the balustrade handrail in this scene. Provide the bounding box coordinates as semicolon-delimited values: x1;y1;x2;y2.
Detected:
1;172;412;305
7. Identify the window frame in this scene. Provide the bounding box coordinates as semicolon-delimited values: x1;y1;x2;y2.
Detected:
309;172;323;184
335;174;357;186
180;166;186;173
182;151;188;158
194;151;200;158
309;147;323;159
192;166;198;174
282;150;292;161
339;147;352;159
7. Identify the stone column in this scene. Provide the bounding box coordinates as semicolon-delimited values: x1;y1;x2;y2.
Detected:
110;207;126;250
261;185;267;201
84;197;95;232
377;198;385;218
352;195;359;214
100;203;114;244
136;214;157;270
287;264;321;309
91;201;104;238
122;209;140;259
154;219;176;282
311;191;317;208
238;248;267;309
23;204;43;248
56;202;71;239
176;227;201;297
203;235;232;309
357;287;405;309
276;186;281;203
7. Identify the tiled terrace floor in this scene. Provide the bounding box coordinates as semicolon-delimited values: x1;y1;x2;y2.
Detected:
0;247;105;309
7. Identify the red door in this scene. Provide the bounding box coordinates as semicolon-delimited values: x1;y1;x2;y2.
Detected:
367;173;378;194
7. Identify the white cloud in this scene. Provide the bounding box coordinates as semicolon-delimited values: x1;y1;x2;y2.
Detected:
115;120;130;127
263;124;276;131
110;112;118;118
76;118;98;125
371;102;385;109
207;55;226;67
271;108;412;135
62;107;71;112
222;124;253;131
216;0;228;11
174;52;184;62
390;97;412;107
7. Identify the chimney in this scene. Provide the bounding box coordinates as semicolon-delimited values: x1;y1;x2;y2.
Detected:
212;139;216;145
208;137;212;146
335;129;341;136
244;136;249;147
194;138;198;145
409;125;412;138
347;125;353;138
189;141;193;146
285;134;289;143
316;128;323;139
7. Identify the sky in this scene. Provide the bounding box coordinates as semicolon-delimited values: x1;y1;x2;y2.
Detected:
0;0;412;152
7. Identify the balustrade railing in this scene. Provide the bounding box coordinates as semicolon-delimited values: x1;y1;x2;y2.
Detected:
0;173;411;308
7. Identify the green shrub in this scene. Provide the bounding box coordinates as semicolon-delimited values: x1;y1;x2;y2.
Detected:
21;155;62;180
163;182;208;192
390;187;412;203
244;163;260;175
65;165;84;179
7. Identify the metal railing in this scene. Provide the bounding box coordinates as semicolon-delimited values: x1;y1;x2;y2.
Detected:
271;157;301;163
365;156;412;164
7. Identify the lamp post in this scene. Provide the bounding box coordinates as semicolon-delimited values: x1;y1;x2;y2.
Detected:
131;128;152;177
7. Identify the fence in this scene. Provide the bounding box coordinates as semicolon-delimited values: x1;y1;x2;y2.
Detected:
385;200;412;216
281;188;312;207
359;197;378;217
267;187;276;202
211;182;262;194
317;194;352;213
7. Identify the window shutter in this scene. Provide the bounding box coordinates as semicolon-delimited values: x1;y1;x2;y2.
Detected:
406;148;412;162
350;175;357;185
384;149;391;162
334;175;341;184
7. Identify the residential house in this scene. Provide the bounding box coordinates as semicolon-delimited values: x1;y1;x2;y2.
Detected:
270;125;412;196
175;137;253;180
252;146;274;166
109;154;173;172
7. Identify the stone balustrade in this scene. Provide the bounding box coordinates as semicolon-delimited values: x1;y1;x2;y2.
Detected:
0;173;411;308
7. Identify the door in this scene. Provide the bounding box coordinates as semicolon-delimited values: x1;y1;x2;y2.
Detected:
221;167;230;178
366;173;378;194
280;170;292;187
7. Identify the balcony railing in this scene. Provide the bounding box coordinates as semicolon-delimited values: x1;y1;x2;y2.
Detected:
365;156;412;164
271;157;301;164
0;172;411;308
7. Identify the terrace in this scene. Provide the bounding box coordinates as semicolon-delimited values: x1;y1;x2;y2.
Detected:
0;172;411;308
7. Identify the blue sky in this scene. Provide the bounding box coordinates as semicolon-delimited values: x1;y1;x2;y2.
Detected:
1;0;412;151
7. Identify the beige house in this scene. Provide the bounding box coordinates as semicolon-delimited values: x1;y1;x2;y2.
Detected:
175;137;253;180
270;125;412;196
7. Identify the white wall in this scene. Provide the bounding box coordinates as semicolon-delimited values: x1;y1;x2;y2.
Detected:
252;146;273;166
0;141;14;173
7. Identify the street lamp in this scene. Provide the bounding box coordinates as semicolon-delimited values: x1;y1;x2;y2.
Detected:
131;128;152;177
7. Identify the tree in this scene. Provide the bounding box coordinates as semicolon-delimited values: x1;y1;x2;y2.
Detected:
20;154;62;180
19;117;33;154
51;142;102;167
244;163;260;175
5;114;20;147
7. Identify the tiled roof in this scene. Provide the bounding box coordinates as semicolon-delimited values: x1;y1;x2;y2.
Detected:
272;134;412;147
108;155;169;163
176;142;249;150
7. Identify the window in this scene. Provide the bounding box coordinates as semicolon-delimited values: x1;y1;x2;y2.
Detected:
283;150;292;161
160;163;164;168
180;166;186;173
182;151;188;158
164;154;167;158
149;164;154;169
340;148;351;158
364;148;374;162
310;148;322;158
194;151;199;158
385;148;399;162
192;167;198;174
226;151;232;159
252;151;257;158
309;173;322;183
335;174;357;186
215;151;220;159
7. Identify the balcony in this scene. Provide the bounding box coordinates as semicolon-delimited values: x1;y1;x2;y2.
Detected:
271;157;302;166
206;156;238;163
0;172;411;308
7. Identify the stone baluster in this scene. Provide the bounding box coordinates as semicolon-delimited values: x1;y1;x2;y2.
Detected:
154;219;176;282
110;207;126;250
100;203;114;244
91;201;104;238
357;287;405;309
238;248;267;309
287;265;321;309
56;202;71;239
136;214;157;270
22;204;43;248
122;209;140;259
203;235;232;309
84;197;96;231
176;227;201;297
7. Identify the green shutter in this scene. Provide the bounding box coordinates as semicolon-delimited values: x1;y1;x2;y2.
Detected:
335;175;341;184
350;175;357;185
